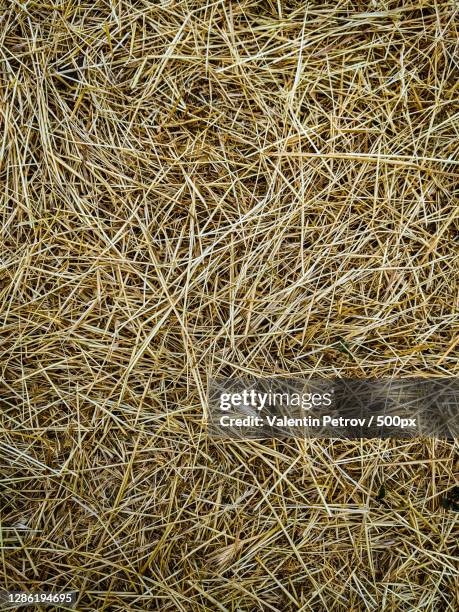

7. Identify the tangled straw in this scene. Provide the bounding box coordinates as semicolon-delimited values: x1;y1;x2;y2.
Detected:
1;1;458;610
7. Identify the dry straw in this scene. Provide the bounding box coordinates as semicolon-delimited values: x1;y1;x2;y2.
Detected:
0;0;458;610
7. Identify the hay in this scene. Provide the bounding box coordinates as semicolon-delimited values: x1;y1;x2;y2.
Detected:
1;1;458;610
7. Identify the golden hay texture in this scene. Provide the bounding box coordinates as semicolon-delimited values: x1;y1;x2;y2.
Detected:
1;0;458;610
